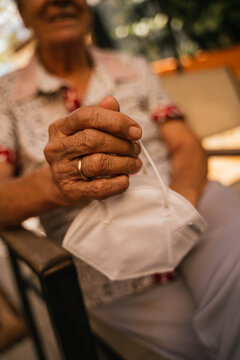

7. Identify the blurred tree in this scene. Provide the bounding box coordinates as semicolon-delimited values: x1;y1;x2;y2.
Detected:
0;0;239;73
94;0;240;60
167;0;240;50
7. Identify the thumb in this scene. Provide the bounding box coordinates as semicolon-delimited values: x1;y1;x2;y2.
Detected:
98;96;120;112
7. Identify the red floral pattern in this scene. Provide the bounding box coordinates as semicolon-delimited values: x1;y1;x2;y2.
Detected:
152;104;184;124
63;87;81;113
0;148;16;165
153;271;177;284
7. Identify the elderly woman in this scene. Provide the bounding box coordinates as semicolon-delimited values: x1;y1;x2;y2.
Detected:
0;1;240;359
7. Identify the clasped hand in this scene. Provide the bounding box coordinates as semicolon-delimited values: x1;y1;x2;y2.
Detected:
44;96;142;206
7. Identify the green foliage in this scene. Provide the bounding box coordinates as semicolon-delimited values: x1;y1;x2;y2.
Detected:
167;0;240;49
0;0;239;71
97;0;240;60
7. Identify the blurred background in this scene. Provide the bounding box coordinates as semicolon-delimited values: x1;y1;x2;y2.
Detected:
0;1;240;359
1;0;240;66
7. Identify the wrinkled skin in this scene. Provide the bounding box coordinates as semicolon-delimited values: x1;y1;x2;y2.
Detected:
44;96;142;207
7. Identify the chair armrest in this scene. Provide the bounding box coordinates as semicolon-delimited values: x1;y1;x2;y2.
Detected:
0;227;100;359
206;149;240;157
0;227;72;276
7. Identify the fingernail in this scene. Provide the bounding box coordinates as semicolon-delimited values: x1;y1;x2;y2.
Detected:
133;142;141;155
135;158;142;169
128;126;142;139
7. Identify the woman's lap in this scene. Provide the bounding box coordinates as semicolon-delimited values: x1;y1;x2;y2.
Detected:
92;181;240;360
92;278;206;360
181;181;240;359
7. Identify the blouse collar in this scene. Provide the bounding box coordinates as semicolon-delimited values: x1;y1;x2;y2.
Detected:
13;46;136;102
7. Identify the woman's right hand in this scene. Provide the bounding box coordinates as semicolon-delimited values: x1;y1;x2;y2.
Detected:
44;96;142;207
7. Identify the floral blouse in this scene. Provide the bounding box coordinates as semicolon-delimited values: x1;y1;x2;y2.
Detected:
0;47;180;308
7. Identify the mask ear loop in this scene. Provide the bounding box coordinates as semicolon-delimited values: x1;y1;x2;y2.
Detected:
139;140;169;210
139;140;172;266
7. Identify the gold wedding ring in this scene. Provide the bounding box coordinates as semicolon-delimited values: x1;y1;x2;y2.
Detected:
77;158;89;181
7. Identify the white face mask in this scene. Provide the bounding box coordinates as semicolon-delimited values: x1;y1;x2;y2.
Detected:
63;141;207;281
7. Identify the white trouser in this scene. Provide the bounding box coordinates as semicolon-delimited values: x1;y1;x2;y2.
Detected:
92;181;240;360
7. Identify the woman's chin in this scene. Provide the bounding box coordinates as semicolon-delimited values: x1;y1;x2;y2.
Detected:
45;29;85;47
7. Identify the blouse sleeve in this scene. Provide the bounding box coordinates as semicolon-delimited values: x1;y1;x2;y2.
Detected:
140;58;184;124
0;103;17;166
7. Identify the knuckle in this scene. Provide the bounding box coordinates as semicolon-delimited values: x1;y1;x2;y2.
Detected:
57;180;76;203
64;181;79;200
95;153;111;174
48;122;56;137
67;110;80;132
59;137;72;155
52;164;78;199
91;180;107;199
51;161;64;180
88;153;111;175
48;117;66;139
79;129;99;152
44;139;65;162
43;143;50;160
93;176;129;200
44;142;55;162
100;131;108;147
88;106;100;125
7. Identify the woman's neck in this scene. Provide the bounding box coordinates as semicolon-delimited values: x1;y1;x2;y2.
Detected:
39;40;92;78
38;40;93;97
